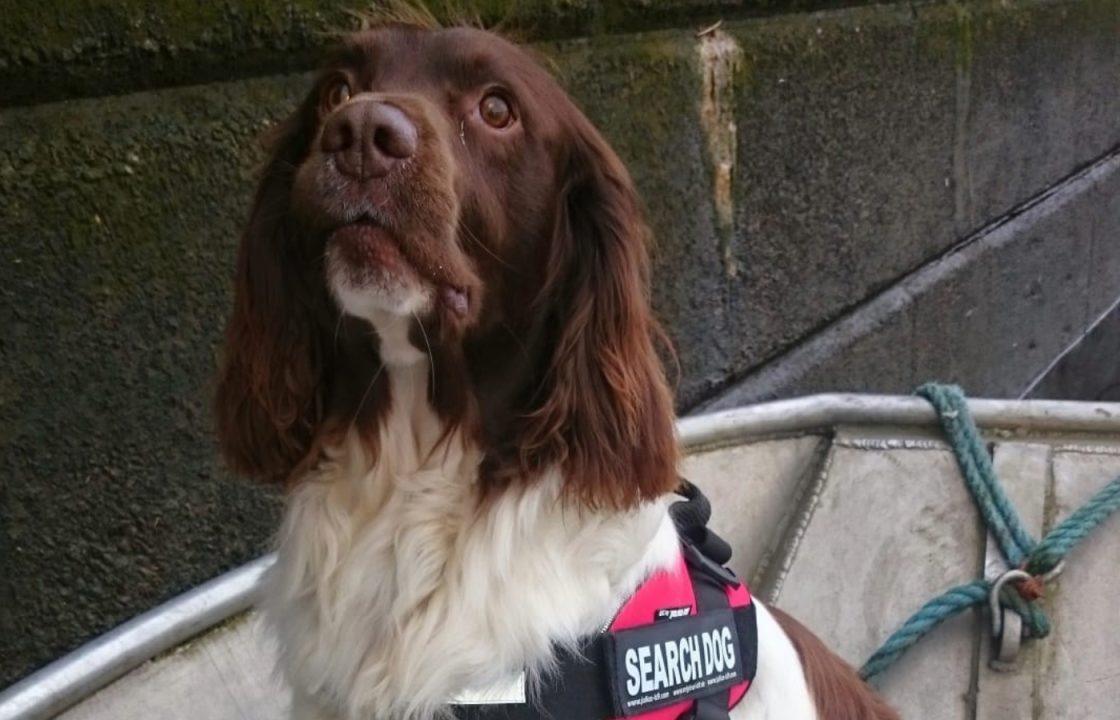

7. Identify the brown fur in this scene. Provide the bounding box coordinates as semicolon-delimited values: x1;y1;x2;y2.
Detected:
213;21;678;508
214;18;900;717
770;607;901;720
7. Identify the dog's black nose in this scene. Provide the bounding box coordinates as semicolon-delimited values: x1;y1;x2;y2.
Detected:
321;100;418;180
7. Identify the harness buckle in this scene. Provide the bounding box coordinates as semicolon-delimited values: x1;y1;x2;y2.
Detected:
681;540;740;588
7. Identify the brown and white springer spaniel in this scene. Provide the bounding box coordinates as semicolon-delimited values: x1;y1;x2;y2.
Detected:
214;13;898;720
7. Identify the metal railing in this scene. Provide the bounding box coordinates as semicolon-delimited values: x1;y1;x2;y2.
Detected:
3;394;1118;720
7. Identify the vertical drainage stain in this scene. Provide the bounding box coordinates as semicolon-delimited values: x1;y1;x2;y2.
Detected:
698;29;743;279
952;4;975;231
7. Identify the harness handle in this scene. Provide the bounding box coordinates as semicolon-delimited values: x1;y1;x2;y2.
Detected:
673;479;733;566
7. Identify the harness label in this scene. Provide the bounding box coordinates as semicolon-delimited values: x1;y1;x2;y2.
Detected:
606;608;744;716
654;606;692;621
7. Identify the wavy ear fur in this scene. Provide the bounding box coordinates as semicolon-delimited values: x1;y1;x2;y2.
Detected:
513;119;679;509
214;103;328;484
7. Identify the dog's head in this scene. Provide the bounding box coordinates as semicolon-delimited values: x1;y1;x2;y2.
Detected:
214;19;678;508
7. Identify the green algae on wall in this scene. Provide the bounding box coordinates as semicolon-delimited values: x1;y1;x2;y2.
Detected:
0;75;302;686
2;0;872;107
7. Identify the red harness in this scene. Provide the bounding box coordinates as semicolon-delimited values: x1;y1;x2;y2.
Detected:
608;548;754;718
452;482;757;720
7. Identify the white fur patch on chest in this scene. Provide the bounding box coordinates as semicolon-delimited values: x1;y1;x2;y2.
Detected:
264;363;680;720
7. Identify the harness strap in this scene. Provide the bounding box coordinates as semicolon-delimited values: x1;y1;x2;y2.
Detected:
690;570;732;720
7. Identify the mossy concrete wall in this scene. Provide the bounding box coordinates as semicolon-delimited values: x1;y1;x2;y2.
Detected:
0;0;855;106
2;0;1119;686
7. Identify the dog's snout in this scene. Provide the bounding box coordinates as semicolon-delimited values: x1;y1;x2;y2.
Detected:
321;100;418;180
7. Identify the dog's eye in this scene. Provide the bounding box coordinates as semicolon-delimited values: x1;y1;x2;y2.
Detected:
479;93;514;129
323;80;351;112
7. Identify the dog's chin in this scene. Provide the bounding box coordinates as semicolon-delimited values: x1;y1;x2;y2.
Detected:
325;225;438;366
326;223;435;320
324;219;479;365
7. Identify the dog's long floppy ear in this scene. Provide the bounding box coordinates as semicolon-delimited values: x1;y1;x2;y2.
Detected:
214;101;327;485
518;117;680;509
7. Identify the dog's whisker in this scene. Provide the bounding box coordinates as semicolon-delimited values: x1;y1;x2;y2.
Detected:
333;314;345;351
348;362;385;437
458;219;518;274
411;310;436;397
501;321;530;359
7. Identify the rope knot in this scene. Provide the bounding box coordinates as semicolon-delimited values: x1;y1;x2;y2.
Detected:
859;383;1120;681
1010;572;1045;602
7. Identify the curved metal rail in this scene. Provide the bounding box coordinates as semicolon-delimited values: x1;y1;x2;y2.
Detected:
677;393;1120;450
3;393;1118;720
0;557;273;720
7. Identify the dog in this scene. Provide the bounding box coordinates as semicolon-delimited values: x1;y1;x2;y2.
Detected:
214;13;899;720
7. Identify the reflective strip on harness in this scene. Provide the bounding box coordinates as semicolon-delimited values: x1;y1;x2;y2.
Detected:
605;608;745;716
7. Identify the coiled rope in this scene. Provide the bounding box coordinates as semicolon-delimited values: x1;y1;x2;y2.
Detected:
859;383;1120;681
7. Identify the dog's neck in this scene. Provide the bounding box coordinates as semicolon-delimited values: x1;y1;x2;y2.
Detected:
266;343;679;720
